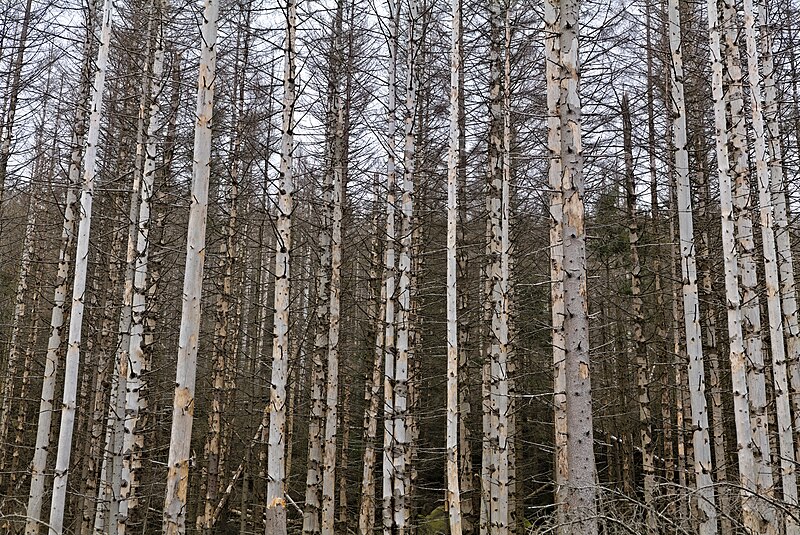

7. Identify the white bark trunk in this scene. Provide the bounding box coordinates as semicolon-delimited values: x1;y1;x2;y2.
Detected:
264;1;296;532
758;0;800;501
392;1;419;531
119;2;167;528
358;179;385;535
162;0;218;532
738;1;799;527
698;38;763;533
48;2;113;532
671;0;717;532
446;0;463;531
545;0;567;530
321;28;346;532
382;2;399;533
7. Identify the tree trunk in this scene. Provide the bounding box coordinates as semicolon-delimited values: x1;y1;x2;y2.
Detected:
358;177;385;535
0;164;39;494
669;0;717;531
544;0;567;530
24;3;94;531
264;1;296;532
382;2;400;533
621;94;655;533
0;0;33;207
120;2;167;529
48;1;113;532
741;0;799;526
446;0;463;530
695;145;730;534
162;0;218;532
759;0;800;501
321;4;346;531
558;0;597;531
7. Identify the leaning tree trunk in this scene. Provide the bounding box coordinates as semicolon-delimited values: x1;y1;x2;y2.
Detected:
669;0;719;532
24;12;91;523
445;0;463;530
558;0;597;532
162;0;218;532
265;1;296;532
48;1;113;532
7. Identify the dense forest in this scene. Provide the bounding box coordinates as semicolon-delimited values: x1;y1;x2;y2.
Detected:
1;0;800;533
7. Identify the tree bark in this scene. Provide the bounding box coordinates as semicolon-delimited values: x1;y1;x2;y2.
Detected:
0;0;33;207
759;0;800;501
446;0;463;530
544;0;567;530
741;0;799;526
558;0;597;531
24;7;92;523
264;1;296;532
120;2;167;529
162;0;218;532
382;2;400;533
621;94;655;534
358;176;385;535
670;0;717;531
48;1;113;532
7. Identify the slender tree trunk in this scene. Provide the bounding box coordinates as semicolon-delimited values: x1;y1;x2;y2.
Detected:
558;0;597;531
304;234;329;535
48;2;113;532
320;5;346;531
162;0;218;532
741;0;799;526
670;200;689;527
695;146;730;534
446;0;463;530
304;96;332;535
0;162;39;491
382;2;400;533
392;1;419;531
544;0;566;530
670;0;717;531
119;2;167;529
358;177;385;535
760;0;800;491
455;0;474;527
24;4;94;531
0;0;33;207
621;94;655;533
264;1;296;531
200;7;247;530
